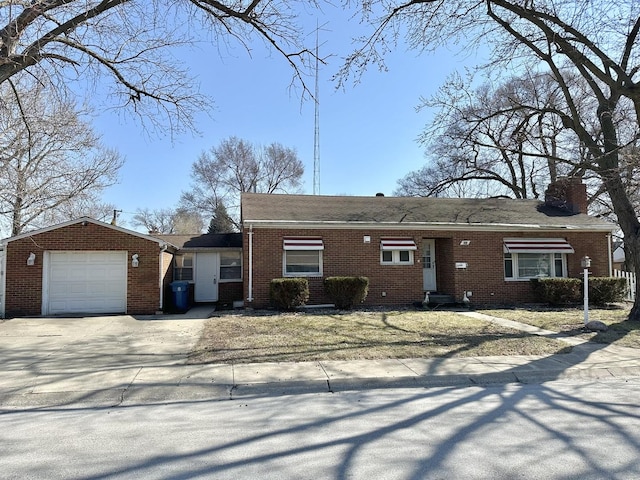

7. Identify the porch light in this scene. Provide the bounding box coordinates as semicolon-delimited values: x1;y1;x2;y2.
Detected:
132;254;139;268
27;252;35;266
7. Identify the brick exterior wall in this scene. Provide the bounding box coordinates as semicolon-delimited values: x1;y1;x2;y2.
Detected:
4;222;165;317
219;281;243;306
243;227;611;309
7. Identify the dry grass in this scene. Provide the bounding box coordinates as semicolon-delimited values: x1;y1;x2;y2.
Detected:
188;309;572;364
480;305;640;349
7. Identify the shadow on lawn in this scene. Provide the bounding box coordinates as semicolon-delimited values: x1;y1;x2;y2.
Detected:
3;330;639;480
2;309;640;478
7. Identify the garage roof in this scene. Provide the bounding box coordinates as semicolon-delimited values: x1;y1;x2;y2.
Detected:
1;217;170;246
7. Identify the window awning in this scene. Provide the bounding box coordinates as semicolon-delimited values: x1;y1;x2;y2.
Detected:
503;238;574;254
283;237;324;250
380;238;418;251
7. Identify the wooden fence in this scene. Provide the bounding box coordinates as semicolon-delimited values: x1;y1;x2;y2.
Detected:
613;269;637;302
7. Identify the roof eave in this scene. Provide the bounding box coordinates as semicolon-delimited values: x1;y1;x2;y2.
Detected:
241;220;617;232
1;217;172;247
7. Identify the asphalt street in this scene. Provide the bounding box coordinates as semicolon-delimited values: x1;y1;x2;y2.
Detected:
2;379;640;479
2;307;640;478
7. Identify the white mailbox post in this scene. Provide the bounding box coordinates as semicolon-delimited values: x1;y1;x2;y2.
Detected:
581;256;591;325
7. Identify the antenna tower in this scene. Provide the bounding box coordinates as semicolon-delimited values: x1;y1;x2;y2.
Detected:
312;23;320;195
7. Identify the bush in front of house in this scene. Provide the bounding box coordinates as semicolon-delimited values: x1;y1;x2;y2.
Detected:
531;276;628;306
530;278;582;305
269;278;309;310
324;276;369;310
587;277;627;306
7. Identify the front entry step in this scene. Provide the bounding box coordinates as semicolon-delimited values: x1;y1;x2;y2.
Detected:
426;293;457;306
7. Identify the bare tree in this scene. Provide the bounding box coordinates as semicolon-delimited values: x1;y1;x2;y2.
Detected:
395;72;634;203
0;78;123;236
0;1;318;135
347;0;640;320
180;136;304;228
132;207;204;234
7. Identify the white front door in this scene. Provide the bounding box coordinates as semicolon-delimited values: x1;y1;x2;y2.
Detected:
422;239;437;291
194;252;219;302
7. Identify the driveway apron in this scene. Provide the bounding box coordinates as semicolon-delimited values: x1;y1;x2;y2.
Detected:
0;307;211;400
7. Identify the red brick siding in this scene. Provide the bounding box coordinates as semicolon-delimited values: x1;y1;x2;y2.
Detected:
5;223;163;317
243;227;611;308
219;281;243;305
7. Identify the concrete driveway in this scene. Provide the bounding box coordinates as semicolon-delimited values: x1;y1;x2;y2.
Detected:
0;306;212;407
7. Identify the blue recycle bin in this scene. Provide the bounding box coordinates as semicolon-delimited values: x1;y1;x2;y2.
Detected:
170;281;190;312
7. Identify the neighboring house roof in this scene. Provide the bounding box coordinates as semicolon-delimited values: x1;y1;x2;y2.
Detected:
241;193;616;232
153;233;242;250
0;217;170;246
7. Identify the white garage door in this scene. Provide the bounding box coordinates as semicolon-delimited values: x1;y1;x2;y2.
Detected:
45;252;127;315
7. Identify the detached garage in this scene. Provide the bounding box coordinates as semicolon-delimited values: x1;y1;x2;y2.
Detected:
0;218;174;318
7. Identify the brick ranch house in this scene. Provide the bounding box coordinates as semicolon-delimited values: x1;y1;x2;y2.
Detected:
0;218;242;318
241;178;616;309
0;177;616;317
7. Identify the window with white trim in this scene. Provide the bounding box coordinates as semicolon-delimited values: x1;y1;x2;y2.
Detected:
283;237;324;277
503;237;572;280
173;253;193;281
380;238;416;265
220;251;242;281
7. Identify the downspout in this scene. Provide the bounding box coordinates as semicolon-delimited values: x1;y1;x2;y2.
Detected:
607;233;613;276
247;224;254;302
0;244;5;318
159;244;168;311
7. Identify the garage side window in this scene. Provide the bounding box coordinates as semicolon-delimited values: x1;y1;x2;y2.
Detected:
174;254;193;281
220;251;242;281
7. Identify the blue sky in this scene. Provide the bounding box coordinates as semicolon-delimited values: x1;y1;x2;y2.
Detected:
95;8;483;228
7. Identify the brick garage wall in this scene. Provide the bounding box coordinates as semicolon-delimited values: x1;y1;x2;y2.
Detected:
243;227;612;309
5;222;163;317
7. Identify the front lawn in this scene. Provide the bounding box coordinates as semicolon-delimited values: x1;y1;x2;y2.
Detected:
188;309;572;364
480;305;640;349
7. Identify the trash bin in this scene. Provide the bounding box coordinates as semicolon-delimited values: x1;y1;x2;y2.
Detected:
170;281;190;312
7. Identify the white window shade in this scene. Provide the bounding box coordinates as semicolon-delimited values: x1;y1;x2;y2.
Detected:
503;238;574;254
380;238;417;251
283;237;324;250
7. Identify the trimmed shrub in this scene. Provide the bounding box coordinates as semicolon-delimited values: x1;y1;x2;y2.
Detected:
324;276;369;310
531;277;628;306
587;277;627;306
269;278;309;310
530;278;581;305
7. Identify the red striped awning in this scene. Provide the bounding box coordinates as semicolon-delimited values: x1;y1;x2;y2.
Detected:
380;238;417;251
503;238;574;254
283;237;324;250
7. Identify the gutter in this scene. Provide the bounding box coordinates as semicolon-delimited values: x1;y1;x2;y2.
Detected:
241;219;617;232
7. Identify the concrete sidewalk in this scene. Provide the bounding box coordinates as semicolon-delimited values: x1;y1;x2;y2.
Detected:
1;309;640;408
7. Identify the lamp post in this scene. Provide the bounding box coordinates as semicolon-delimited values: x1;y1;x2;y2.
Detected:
581;256;591;325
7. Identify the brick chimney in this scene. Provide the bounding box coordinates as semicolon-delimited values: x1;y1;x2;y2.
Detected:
544;177;588;214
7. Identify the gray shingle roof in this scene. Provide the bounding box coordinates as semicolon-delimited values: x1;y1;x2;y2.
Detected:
241;193;615;230
153;233;242;249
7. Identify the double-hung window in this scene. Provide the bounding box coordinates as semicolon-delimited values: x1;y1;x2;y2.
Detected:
503;238;573;280
173;253;194;281
219;250;242;281
283;237;324;277
380;238;417;265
